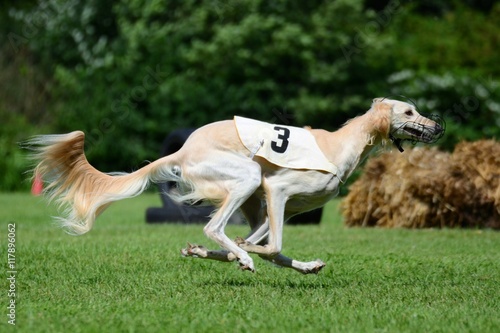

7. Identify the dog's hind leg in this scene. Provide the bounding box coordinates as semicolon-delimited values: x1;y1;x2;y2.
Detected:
181;194;265;264
181;243;237;262
202;195;257;271
183;155;262;272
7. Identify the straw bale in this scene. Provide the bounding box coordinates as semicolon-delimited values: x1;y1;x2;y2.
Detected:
341;140;500;229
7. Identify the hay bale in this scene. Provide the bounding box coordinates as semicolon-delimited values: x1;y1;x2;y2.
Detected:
341;140;500;229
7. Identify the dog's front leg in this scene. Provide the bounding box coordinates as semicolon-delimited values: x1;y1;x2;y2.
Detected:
235;177;285;258
260;254;325;275
234;237;326;274
235;178;326;274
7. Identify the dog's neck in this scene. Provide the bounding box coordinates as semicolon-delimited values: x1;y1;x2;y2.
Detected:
314;109;388;182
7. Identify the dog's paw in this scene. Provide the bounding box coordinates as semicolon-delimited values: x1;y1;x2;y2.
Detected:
181;242;208;258
302;259;326;275
234;236;246;245
237;256;255;273
234;236;255;248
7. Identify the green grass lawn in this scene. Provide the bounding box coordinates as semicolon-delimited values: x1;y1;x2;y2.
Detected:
1;192;499;333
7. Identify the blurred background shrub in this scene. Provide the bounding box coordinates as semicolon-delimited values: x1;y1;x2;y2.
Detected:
1;0;498;191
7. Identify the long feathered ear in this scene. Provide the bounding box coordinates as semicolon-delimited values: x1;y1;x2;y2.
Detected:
371;99;392;138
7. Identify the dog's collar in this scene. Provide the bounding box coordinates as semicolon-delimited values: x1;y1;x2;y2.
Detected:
389;133;404;153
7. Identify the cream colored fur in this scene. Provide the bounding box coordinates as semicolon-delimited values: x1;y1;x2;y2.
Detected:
27;98;442;274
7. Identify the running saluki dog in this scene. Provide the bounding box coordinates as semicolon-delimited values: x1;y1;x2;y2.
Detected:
27;98;444;274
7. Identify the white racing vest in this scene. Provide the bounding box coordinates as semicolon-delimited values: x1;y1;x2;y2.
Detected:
234;116;338;174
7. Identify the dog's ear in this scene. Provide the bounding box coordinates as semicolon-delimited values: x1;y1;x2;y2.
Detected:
372;98;392;114
372;99;392;137
374;112;390;138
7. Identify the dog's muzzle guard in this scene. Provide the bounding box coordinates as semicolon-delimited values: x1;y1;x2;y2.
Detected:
390;114;446;152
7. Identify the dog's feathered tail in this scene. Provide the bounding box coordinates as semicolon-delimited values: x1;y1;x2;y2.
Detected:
26;131;181;235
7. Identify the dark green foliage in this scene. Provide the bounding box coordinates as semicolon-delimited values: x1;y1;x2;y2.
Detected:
382;4;500;150
2;0;499;189
0;110;39;191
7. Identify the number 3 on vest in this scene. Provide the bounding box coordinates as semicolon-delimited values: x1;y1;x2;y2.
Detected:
271;126;290;153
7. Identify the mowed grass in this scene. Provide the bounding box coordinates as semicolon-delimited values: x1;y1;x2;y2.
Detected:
1;192;499;333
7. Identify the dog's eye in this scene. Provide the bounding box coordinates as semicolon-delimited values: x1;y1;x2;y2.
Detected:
405;110;413;116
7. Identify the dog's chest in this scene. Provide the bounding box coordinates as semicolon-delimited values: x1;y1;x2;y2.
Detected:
286;190;339;213
281;171;341;213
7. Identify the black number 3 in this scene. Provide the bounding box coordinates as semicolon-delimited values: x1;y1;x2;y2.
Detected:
271;126;290;153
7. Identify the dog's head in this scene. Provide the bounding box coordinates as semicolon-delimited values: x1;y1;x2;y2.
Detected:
371;97;445;151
